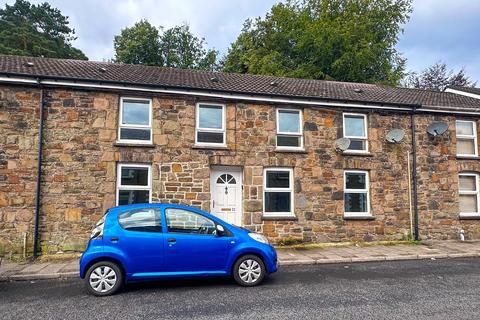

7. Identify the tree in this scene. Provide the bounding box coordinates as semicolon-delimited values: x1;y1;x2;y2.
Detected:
114;22;219;71
161;24;218;70
402;62;477;91
0;0;87;59
222;0;412;85
114;20;162;66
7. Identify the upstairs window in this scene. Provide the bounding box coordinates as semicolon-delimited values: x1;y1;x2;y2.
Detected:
263;168;294;217
196;103;226;146
344;170;370;217
276;108;303;149
456;120;478;156
459;173;480;217
343;113;368;152
118;98;152;144
117;164;151;205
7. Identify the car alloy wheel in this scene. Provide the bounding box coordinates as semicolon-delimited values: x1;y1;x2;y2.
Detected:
85;261;123;296
239;259;261;283
233;255;266;286
89;266;117;293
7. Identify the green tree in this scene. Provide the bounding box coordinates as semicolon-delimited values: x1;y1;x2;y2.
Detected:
0;0;87;59
161;24;218;70
402;62;477;91
114;22;219;70
114;20;162;66
222;0;412;85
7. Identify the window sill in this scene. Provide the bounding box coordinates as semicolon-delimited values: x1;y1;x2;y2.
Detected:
459;215;480;220
275;148;308;154
114;141;155;148
342;151;373;157
262;215;298;221
192;145;229;151
456;155;480;160
343;215;375;220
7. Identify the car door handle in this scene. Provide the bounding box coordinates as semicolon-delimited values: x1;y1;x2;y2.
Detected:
110;237;119;242
167;238;176;243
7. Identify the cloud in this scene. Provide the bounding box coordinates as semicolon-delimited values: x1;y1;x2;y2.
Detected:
397;0;480;82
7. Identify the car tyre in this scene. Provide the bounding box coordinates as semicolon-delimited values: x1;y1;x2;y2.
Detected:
85;261;123;296
233;255;266;287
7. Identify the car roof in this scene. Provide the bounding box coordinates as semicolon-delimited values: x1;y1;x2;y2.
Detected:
108;203;201;212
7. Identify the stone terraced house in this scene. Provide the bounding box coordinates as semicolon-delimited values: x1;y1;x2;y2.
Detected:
1;54;480;256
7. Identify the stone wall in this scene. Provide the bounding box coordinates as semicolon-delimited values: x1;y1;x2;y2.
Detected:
1;83;480;256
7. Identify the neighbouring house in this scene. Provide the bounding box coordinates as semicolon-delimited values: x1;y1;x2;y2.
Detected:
446;86;480;100
2;55;480;256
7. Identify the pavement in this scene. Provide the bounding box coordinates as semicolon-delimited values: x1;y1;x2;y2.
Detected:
1;258;480;320
1;240;479;281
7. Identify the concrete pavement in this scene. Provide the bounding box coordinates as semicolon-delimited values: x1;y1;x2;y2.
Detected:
1;240;480;281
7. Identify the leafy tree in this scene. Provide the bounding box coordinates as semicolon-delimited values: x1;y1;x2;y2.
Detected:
402;62;477;91
114;20;162;66
161;24;218;70
0;0;87;59
222;0;412;85
114;22;219;71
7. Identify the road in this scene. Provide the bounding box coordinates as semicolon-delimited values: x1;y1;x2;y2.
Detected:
1;258;479;320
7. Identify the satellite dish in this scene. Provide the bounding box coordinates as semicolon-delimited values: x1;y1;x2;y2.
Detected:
386;129;405;143
427;121;448;137
335;138;351;152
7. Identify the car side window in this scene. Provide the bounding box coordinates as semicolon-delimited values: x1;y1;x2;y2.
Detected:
165;208;216;235
118;208;162;232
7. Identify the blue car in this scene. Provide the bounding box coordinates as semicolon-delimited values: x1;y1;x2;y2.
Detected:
80;203;278;296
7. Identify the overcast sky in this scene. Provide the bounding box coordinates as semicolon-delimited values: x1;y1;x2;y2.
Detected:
2;0;479;83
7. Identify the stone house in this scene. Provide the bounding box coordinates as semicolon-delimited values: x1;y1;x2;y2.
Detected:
2;55;480;256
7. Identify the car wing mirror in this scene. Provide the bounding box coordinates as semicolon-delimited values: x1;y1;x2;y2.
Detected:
216;224;225;237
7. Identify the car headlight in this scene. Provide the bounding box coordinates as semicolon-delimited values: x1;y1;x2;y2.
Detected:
248;233;269;244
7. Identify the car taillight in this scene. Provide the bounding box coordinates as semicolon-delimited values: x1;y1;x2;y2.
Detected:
90;216;105;239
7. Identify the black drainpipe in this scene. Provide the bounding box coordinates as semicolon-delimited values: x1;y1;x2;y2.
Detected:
33;81;45;258
410;106;420;241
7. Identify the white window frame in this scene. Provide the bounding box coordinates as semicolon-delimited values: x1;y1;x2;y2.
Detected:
459;172;480;218
263;167;295;217
343;170;371;217
456;120;478;157
117;97;153;144
116;163;152;206
195;102;226;147
343;113;368;153
276;108;304;150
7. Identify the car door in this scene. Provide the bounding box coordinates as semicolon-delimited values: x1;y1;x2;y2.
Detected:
162;207;230;273
112;207;164;275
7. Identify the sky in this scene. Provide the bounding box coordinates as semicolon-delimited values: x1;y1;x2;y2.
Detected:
1;0;479;83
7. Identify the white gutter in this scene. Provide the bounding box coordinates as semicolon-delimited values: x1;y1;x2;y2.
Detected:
445;88;480;100
2;75;480;115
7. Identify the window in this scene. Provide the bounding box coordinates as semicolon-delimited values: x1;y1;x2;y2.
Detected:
344;170;370;217
276;108;303;149
263;168;294;217
165;208;217;235
459;173;480;217
343;113;368;152
118;97;152;144
456;120;477;156
118;208;162;232
116;164;151;205
195;103;226;146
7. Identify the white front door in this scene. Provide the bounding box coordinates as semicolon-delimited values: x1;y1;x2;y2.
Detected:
210;167;242;226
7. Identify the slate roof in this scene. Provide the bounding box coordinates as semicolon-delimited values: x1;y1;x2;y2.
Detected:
1;54;480;112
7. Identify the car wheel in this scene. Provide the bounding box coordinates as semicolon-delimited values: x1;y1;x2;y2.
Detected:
85;261;123;296
233;255;266;287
